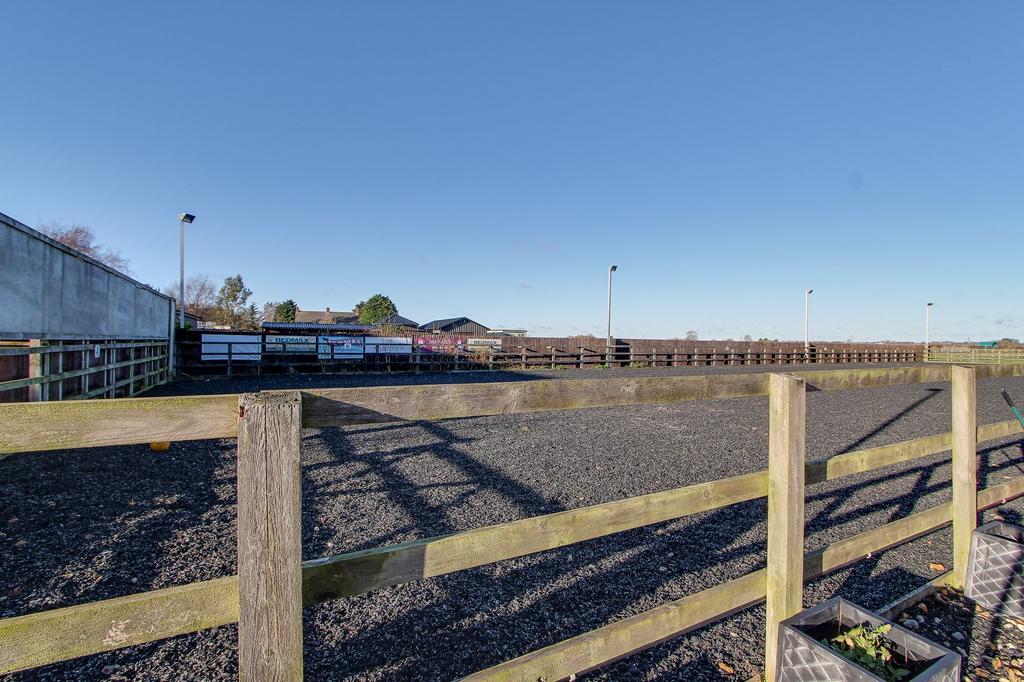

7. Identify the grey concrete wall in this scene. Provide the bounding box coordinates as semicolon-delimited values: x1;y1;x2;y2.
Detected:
0;212;173;340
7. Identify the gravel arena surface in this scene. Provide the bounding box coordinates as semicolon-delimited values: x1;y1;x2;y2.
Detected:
908;580;1024;681
3;365;1024;681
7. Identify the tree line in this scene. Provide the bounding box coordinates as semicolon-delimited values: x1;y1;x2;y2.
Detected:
40;220;401;330
165;274;400;330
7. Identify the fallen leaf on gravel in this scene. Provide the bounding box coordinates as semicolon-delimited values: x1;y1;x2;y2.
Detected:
717;661;735;675
928;561;946;571
917;603;928;613
975;668;991;678
995;658;1003;669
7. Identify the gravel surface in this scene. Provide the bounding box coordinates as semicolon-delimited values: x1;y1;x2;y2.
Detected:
901;574;1024;681
3;367;1024;681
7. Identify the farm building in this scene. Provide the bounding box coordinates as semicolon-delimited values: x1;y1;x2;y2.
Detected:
377;313;420;328
293;307;360;325
0;211;175;402
420;316;490;334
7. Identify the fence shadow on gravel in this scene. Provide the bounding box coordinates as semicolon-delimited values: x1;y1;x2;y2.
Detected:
0;439;235;614
304;414;1022;678
5;365;1024;681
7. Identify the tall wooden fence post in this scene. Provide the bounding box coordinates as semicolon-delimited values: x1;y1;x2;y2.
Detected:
765;373;806;682
951;365;977;590
237;391;304;681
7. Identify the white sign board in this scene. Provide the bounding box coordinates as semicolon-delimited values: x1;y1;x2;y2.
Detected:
365;336;413;354
317;335;365;360
265;335;317;353
467;338;502;348
201;334;262;361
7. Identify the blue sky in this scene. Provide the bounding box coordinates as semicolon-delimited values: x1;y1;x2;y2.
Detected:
2;2;1021;342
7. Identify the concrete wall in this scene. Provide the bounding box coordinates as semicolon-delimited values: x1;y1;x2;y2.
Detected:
0;212;174;340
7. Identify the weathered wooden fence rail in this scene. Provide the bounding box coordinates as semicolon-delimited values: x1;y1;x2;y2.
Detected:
179;338;923;376
1;364;1024;679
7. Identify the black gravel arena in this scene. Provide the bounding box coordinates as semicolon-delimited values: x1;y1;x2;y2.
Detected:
3;365;1024;681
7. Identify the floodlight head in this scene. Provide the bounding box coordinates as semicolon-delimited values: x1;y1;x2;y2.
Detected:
609;265;618;272
807;288;814;294
927;302;933;307
179;213;196;224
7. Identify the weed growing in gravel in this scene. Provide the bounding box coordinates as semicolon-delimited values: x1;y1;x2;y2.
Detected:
823;623;910;681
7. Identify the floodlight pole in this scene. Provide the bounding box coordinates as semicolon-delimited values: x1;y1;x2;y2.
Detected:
925;302;933;357
178;213;196;329
607;265;618;347
804;289;813;352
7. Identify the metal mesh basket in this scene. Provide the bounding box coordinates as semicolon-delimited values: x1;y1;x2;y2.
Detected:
776;596;960;681
965;520;1024;618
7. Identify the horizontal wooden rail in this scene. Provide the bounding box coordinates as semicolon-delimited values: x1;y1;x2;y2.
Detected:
0;341;166;357
6;364;1024;455
0;577;239;674
2;420;1020;673
462;477;1024;681
0;394;239;454
0;355;167;392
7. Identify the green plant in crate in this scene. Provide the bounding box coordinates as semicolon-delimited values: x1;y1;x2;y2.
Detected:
823;623;910;682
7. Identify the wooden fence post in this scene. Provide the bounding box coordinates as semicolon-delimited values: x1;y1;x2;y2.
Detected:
27;340;43;402
765;373;806;682
951;365;977;590
237;391;304;681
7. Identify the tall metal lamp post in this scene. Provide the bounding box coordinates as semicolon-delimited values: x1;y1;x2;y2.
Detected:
925;302;933;359
804;289;814;357
178;213;196;329
606;265;618;349
602;264;618;364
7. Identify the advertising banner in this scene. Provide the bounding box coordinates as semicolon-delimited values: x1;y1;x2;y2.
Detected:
317;335;365;360
365;337;413;354
415;336;466;353
201;334;261;361
265;335;317;353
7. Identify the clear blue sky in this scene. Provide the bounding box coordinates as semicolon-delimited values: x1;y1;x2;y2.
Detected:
2;2;1021;342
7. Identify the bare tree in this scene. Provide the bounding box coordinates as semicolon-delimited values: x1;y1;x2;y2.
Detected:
39;221;131;273
163;274;217;319
685;330;699;341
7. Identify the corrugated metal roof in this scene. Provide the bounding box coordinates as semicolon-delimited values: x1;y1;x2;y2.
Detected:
377;314;420;327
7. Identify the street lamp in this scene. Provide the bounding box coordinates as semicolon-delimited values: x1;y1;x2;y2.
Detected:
607;265;618;347
178;213;196;329
925;302;934;357
804;289;814;352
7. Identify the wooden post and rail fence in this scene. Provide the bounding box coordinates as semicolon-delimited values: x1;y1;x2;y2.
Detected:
2;364;1024;679
0;340;170;403
180;337;929;376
